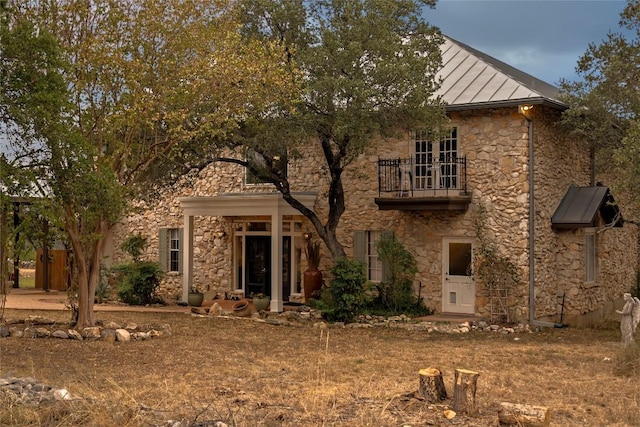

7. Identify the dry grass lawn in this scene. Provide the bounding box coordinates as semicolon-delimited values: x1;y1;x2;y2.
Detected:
1;308;639;426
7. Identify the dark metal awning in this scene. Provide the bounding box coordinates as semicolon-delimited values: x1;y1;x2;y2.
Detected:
551;186;623;229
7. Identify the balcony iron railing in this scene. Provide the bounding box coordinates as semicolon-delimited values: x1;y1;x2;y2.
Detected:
377;156;467;198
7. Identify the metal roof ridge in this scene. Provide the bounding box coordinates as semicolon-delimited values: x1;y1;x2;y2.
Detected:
440;34;565;108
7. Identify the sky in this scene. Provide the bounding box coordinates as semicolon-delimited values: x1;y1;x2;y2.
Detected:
425;0;632;87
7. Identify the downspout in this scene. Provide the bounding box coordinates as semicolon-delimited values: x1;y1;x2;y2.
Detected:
520;105;557;328
521;107;536;326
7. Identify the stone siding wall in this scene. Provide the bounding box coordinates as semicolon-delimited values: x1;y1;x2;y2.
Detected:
113;106;637;324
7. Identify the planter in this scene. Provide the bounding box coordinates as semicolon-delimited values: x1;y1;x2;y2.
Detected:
252;296;271;312
232;300;252;317
188;292;204;307
303;268;323;302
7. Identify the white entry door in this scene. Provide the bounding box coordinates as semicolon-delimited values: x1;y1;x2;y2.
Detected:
442;238;475;314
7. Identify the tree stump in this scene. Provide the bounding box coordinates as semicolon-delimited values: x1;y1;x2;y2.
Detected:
498;402;550;426
452;368;479;414
418;367;447;402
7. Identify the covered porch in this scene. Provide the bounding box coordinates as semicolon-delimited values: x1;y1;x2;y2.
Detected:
178;192;317;312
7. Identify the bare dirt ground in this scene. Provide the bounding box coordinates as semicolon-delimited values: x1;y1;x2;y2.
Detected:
1;308;639;426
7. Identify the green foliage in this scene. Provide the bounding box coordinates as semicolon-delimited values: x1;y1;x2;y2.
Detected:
113;261;162;306
560;0;640;206
113;235;161;305
316;258;373;323
233;0;448;259
375;233;423;314
120;234;147;263
473;204;521;321
3;0;295;327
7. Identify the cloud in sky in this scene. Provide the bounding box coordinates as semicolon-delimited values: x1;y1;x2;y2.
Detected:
426;0;631;86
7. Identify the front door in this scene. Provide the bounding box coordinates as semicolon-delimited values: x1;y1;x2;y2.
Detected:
246;236;271;297
442;238;475;314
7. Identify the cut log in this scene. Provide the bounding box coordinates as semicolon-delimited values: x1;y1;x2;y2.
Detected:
452;368;479;415
418;367;447;402
498;402;550;426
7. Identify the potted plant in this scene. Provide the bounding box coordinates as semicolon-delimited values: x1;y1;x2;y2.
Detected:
188;285;204;307
303;239;323;301
251;292;271;311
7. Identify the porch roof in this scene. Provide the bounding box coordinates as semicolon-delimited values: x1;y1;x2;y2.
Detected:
551;186;623;229
178;192;317;217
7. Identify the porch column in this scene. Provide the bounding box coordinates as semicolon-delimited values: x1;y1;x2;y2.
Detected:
182;215;194;303
270;211;283;312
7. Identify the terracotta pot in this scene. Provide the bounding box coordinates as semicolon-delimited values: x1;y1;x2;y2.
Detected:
303;269;323;302
188;292;204;307
232;300;252;317
252;297;270;312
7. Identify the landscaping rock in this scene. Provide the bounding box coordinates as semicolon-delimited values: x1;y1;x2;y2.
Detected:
35;328;51;338
68;329;83;340
115;329;131;342
52;330;69;339
81;327;101;340
132;331;150;340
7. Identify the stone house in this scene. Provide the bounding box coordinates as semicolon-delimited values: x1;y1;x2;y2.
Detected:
113;35;638;326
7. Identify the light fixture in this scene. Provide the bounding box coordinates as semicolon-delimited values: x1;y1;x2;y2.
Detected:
518;104;534;115
303;231;312;240
216;230;226;238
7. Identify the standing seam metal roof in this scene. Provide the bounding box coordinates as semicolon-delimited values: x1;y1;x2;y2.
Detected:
437;35;567;110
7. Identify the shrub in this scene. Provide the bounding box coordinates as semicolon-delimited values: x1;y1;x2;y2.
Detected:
113;234;162;305
375;233;426;315
316;258;373;323
113;261;162;305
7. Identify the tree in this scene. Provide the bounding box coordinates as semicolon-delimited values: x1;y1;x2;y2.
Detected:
560;0;640;207
1;0;69;301
1;0;297;328
212;0;448;259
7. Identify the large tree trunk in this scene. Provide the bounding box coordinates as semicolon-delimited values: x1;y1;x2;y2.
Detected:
66;216;110;329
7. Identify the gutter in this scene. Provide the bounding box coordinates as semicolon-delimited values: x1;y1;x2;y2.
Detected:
447;98;568;113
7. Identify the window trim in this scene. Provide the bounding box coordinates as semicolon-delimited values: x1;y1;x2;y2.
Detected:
159;227;183;273
354;230;391;282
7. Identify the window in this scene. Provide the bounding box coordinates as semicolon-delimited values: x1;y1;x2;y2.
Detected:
413;128;458;190
585;228;596;282
169;229;180;272
354;230;390;282
245;150;288;185
159;228;183;273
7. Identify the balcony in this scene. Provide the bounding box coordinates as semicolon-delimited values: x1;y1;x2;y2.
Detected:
374;157;471;211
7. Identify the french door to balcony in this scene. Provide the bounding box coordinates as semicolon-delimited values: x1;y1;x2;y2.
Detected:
414;129;458;191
